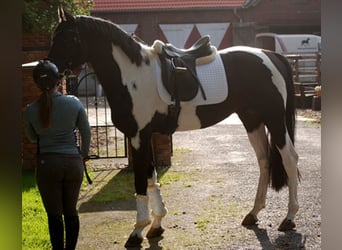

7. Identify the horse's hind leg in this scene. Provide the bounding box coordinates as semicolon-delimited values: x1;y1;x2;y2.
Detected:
277;132;299;231
239;117;270;227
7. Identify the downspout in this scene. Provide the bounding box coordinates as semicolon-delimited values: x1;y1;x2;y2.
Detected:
232;0;261;46
233;8;243;24
233;0;261;24
244;0;261;8
234;0;261;23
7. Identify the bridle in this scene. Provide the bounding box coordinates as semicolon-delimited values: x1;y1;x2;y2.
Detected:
50;20;88;75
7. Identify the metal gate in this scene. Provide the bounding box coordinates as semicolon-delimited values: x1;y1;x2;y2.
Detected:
66;65;127;159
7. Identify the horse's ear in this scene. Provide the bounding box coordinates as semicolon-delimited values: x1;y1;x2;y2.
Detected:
57;7;75;23
57;7;64;23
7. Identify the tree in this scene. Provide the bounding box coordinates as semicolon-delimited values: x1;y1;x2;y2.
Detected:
23;0;93;33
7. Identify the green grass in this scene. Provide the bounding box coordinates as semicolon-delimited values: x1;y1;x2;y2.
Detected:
22;171;50;249
89;169;135;203
173;147;191;154
195;219;210;229
159;171;183;185
88;167;192;204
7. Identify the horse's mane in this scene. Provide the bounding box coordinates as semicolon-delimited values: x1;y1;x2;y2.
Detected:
75;15;143;66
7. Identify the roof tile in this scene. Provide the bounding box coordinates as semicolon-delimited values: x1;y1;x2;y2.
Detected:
92;0;246;11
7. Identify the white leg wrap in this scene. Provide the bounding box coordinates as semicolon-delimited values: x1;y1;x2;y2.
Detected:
135;195;151;228
147;183;168;218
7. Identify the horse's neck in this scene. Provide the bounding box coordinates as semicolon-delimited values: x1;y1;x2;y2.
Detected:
111;44;143;79
89;55;122;100
87;42;158;136
79;18;142;66
86;40;156;102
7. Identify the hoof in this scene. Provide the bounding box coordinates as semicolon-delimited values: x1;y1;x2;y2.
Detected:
278;219;296;231
146;226;165;238
124;234;143;248
242;213;258;227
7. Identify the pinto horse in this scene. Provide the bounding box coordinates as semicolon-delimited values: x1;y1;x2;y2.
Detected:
48;9;300;247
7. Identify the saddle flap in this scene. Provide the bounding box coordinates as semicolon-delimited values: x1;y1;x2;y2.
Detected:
160;56;199;102
158;36;216;103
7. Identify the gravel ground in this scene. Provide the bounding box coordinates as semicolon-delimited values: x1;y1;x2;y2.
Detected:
77;112;321;249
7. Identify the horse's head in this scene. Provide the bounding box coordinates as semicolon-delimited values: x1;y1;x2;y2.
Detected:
48;8;86;74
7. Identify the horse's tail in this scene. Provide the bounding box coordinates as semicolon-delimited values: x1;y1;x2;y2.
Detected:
269;54;297;191
283;55;296;145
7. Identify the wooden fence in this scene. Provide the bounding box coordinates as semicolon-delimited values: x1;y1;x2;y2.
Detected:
286;54;321;109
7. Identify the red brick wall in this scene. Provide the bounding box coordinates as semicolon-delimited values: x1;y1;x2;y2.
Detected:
126;133;172;169
23;33;50;63
152;133;172;167
246;0;321;27
22;33;50;170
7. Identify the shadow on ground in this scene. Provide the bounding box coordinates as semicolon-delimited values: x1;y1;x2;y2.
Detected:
247;225;306;249
78;166;171;213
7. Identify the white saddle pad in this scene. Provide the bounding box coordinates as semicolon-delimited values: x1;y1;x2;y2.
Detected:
155;54;228;106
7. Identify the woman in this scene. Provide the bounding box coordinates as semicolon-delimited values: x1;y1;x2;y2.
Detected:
24;60;91;249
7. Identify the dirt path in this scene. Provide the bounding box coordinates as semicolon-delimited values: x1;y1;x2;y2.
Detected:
76;118;320;249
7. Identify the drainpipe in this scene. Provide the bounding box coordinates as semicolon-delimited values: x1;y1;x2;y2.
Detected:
232;0;261;46
233;8;243;24
244;0;261;8
234;0;261;23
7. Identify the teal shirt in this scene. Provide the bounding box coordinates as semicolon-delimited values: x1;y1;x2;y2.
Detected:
24;92;91;157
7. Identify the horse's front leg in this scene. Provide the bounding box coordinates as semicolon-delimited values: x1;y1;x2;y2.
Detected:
124;135;168;247
125;136;152;248
146;167;168;238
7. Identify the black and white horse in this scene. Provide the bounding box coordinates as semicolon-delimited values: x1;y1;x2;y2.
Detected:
48;9;300;247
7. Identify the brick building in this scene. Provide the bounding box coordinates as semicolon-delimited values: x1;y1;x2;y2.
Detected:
91;0;320;47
